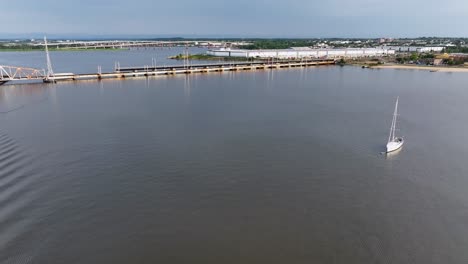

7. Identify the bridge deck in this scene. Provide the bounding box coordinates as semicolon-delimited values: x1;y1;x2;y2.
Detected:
3;59;336;85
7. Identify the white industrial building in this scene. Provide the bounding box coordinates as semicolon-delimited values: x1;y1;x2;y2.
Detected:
207;47;395;59
386;46;444;53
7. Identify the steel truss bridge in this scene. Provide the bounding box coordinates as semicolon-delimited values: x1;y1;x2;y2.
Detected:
0;65;46;85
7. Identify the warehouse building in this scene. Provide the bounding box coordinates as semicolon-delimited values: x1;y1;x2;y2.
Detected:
386;46;444;53
207;47;395;59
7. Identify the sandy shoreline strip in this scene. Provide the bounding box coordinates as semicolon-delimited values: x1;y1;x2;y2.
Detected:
372;64;468;73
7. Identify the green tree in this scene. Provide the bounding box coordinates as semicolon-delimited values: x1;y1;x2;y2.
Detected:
409;53;419;61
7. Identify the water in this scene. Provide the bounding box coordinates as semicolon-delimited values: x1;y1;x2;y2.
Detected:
1;50;468;263
0;47;211;74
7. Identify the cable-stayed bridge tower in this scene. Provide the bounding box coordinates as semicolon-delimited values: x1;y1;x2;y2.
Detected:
44;36;55;82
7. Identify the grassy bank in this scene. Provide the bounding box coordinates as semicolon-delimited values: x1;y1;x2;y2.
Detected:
372;64;468;72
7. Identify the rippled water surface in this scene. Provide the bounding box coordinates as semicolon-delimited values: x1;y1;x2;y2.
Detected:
1;50;468;263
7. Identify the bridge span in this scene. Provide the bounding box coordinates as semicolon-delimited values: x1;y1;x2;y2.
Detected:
0;65;46;85
0;37;336;86
1;59;336;86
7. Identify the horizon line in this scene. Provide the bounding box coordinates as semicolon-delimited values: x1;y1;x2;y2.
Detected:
1;34;467;40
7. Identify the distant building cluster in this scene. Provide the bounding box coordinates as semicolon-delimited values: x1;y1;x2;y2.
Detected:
207;47;396;59
379;38;394;44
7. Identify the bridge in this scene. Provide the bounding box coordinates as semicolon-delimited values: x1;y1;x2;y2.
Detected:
0;65;46;85
30;40;235;50
1;60;336;85
42;59;336;83
1;37;54;85
0;37;336;86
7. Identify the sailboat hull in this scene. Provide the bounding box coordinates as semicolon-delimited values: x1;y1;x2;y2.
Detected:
386;138;404;153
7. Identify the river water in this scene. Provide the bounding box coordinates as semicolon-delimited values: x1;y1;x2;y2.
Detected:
1;49;468;263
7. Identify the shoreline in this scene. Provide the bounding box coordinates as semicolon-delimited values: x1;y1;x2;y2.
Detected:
371;64;468;73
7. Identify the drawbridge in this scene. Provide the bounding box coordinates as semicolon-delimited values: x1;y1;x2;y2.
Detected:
0;65;46;85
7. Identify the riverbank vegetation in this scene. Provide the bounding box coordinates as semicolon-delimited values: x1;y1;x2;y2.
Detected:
243;39;317;50
0;44;42;51
169;53;255;62
445;46;468;54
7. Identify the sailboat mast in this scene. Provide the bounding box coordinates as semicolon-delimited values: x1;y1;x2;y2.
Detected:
388;115;394;143
388;97;399;143
392;97;399;140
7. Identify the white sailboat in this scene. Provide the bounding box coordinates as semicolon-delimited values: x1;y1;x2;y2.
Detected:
386;97;404;153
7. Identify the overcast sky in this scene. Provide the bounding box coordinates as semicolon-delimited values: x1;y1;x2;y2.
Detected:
1;0;467;38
